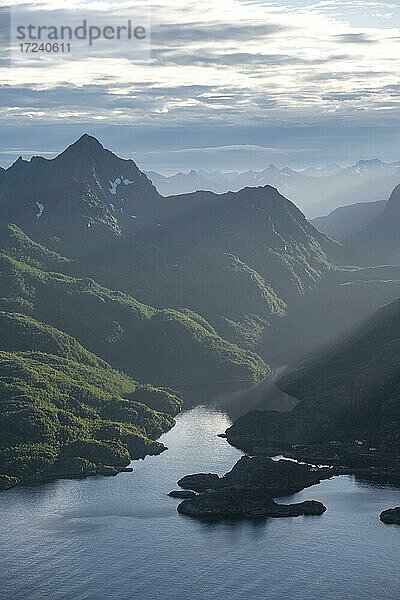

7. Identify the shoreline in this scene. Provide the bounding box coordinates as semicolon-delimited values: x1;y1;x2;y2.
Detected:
223;435;400;486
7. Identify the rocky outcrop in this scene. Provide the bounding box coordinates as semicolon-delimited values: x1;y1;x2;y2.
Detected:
177;488;326;519
175;456;329;520
380;507;400;524
0;475;19;491
178;456;331;496
168;490;197;499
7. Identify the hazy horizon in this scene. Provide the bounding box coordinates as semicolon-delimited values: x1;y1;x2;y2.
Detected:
0;132;398;175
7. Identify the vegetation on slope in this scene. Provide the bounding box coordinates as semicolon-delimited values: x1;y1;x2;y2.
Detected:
0;312;183;491
0;223;69;270
0;252;267;390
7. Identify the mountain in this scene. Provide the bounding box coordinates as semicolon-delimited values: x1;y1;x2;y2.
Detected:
148;165;316;212
147;170;230;196
276;298;400;444
0;134;159;254
3;137;399;371
310;200;386;242
350;185;400;264
2;135;400;490
301;164;343;178
0;248;267;394
226;297;400;450
82;184;347;352
3;137;399;385
147;159;400;217
261;264;400;366
311;162;400;217
0;136;346;355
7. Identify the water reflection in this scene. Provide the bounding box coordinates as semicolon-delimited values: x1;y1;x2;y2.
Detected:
0;405;399;600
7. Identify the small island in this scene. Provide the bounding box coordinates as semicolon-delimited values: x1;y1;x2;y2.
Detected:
177;489;326;518
171;455;329;520
178;455;332;495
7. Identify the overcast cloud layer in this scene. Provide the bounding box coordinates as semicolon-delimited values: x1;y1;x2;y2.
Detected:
1;0;400;171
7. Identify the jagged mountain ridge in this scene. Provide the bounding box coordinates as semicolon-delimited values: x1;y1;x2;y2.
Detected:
77;183;346;349
147;159;400;217
0;135;159;251
0;135;346;353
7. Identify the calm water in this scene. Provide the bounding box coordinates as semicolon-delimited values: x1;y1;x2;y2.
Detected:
0;405;399;600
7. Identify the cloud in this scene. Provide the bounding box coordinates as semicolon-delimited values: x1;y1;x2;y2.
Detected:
153;21;290;44
334;33;378;44
1;0;400;169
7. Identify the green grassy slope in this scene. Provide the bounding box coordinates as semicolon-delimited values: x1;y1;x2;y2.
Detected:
0;312;184;490
0;251;267;391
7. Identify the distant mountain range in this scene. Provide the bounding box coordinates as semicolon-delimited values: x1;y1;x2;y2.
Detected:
148;159;400;218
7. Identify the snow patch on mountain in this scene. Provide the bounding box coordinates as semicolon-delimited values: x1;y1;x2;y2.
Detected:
108;174;134;195
92;167;102;189
35;202;45;219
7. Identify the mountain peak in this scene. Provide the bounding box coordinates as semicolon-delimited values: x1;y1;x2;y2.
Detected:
55;134;114;167
8;156;29;172
355;158;383;167
386;184;400;212
67;134;105;153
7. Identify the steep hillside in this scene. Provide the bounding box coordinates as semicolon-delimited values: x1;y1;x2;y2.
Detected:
262;265;400;366
226;299;400;450
0;312;184;490
0;136;346;353
351;185;400;264
82;185;345;350
311;201;386;242
0;223;69;270
0;252;267;392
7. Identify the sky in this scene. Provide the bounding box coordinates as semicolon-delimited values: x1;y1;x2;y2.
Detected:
1;0;400;172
